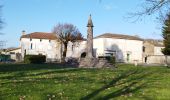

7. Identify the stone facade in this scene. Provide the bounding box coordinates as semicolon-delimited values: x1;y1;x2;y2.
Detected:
86;15;94;58
147;55;170;65
20;32;61;62
143;39;164;63
93;35;144;63
4;48;22;62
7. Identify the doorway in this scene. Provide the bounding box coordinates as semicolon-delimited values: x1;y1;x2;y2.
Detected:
127;54;130;62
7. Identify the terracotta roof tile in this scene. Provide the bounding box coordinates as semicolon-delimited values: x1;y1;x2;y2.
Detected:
94;33;143;41
21;32;57;40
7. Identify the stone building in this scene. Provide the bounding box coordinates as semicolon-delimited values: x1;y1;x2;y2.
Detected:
20;16;166;64
1;47;22;62
20;31;61;62
143;39;164;63
20;32;144;63
20;16;144;64
66;33;144;63
93;33;144;63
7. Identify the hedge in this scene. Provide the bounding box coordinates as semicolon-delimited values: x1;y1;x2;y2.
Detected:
24;55;46;64
98;56;116;65
0;54;10;61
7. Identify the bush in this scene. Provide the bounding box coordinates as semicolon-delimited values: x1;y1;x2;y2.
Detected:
0;54;10;62
24;55;46;64
98;56;116;65
110;56;116;65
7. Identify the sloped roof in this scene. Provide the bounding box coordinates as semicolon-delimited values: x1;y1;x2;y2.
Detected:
94;33;143;41
144;39;164;47
6;47;21;52
21;32;57;40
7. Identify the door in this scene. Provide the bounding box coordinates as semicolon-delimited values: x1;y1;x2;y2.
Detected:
127;54;130;62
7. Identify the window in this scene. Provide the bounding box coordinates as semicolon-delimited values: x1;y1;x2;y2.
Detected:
10;52;15;54
24;49;26;55
105;53;114;56
39;53;42;55
127;54;130;62
143;46;145;52
72;45;74;51
31;43;33;49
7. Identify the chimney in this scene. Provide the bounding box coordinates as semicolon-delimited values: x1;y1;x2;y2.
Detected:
22;30;26;35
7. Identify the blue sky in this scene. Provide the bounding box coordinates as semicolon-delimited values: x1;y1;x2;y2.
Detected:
1;0;162;48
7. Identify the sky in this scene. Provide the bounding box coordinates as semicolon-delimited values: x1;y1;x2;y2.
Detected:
0;0;163;48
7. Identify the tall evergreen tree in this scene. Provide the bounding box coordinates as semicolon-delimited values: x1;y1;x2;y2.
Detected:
162;13;170;55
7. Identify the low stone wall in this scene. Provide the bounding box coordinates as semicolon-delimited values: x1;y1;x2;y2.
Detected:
147;55;170;65
79;58;114;68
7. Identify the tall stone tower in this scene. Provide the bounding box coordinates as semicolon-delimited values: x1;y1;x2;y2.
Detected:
86;14;94;58
79;15;114;68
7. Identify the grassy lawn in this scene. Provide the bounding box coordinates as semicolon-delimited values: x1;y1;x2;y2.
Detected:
0;64;170;100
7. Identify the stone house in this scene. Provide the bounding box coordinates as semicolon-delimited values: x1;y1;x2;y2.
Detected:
1;47;22;62
6;48;22;61
143;39;164;63
20;31;62;62
93;33;144;63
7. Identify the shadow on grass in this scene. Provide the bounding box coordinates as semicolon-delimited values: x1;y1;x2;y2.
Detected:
0;63;77;73
81;69;152;100
0;67;87;80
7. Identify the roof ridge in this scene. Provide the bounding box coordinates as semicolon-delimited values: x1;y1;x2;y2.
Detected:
94;33;143;41
21;32;57;40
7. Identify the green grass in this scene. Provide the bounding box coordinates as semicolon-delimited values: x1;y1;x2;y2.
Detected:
0;63;170;100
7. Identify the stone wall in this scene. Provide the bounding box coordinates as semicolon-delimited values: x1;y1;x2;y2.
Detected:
147;55;170;65
21;38;61;62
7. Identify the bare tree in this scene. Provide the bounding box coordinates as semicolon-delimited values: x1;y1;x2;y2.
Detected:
130;0;170;21
52;23;84;58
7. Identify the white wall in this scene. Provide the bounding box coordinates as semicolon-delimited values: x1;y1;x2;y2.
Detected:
21;38;61;62
147;55;170;65
67;38;143;63
6;48;21;61
94;38;143;63
66;41;87;58
21;36;144;63
93;38;104;57
154;46;164;55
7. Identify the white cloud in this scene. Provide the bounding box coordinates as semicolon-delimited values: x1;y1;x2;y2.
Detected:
103;4;118;11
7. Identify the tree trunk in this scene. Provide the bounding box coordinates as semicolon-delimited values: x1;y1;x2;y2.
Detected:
59;42;63;63
63;43;68;58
